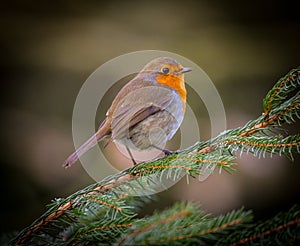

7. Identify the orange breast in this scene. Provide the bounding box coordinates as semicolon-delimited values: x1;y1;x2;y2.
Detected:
156;74;187;110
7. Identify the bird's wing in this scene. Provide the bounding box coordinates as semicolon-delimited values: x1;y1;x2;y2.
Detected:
111;85;175;139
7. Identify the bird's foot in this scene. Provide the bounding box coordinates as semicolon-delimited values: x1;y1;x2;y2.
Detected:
152;145;179;156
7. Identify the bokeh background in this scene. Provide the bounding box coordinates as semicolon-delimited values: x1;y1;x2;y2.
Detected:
1;0;299;234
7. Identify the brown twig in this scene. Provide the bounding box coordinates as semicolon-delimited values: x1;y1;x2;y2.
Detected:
119;210;189;245
85;197;123;212
230;217;300;246
16;202;73;245
70;223;133;245
198;102;300;155
226;140;300;148
264;70;300;115
157;218;243;244
16;173;139;245
238;118;278;138
174;157;229;166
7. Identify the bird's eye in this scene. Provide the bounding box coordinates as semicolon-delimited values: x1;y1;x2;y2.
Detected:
162;67;169;74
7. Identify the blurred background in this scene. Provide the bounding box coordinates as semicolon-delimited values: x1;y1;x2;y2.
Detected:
0;0;299;234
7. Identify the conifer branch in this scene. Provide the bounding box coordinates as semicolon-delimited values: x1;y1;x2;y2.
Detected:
117;203;252;246
219;205;300;245
11;67;300;245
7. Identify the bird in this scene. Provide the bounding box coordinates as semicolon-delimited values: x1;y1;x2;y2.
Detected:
63;57;192;168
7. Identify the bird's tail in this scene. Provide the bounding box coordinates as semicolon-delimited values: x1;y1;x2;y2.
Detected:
63;121;110;168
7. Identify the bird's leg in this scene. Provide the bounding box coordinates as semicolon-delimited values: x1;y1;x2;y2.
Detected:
151;145;178;156
125;145;137;165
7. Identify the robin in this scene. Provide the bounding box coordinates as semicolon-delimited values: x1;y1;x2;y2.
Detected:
63;57;192;168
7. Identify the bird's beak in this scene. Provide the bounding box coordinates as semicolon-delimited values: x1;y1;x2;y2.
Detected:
179;67;192;74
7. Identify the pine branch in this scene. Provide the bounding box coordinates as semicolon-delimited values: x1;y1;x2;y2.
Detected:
11;67;300;245
218;205;300;246
225;134;300;160
264;68;300;116
117;203;252;246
